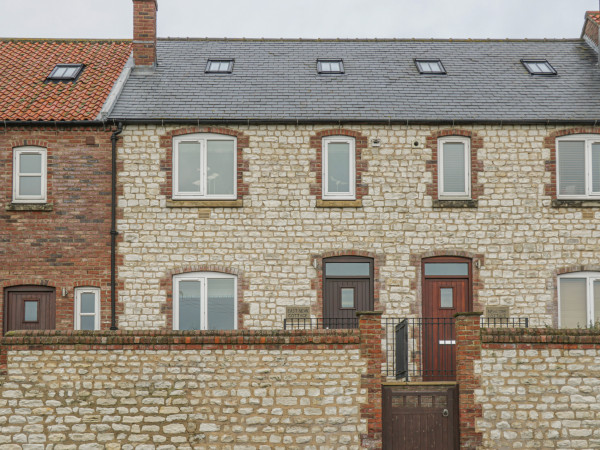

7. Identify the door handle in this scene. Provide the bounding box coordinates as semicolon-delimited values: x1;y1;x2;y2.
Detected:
442;409;449;417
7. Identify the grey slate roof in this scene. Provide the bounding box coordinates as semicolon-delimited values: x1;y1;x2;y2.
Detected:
109;38;600;122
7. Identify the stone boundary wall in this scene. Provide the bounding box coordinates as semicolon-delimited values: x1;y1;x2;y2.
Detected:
0;313;385;449
457;314;600;449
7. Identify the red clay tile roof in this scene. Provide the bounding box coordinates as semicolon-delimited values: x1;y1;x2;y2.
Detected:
0;39;132;121
587;11;600;26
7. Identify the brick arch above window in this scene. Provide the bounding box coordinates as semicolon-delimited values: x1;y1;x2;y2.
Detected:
158;127;249;202
544;128;600;200
159;265;249;330
425;129;483;206
309;129;369;205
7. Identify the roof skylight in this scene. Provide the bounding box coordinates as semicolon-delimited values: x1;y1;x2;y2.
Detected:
47;64;84;81
415;59;446;75
206;60;234;73
317;60;344;74
522;60;557;75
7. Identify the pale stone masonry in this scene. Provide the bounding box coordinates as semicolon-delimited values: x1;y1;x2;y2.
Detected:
117;124;600;330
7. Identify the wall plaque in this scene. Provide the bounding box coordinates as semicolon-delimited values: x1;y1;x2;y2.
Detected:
485;306;510;319
286;306;310;319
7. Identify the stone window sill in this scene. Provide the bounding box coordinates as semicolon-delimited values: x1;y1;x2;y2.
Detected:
316;199;362;208
433;199;478;209
552;199;600;208
5;203;53;211
166;199;243;208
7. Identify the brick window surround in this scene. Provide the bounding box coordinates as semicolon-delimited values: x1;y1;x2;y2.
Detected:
310;250;385;318
549;265;600;327
159;265;249;330
544;128;600;201
425;129;483;206
159;127;249;203
6;139;53;209
309;129;369;205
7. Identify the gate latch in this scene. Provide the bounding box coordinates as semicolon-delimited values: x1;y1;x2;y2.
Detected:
442;409;449;417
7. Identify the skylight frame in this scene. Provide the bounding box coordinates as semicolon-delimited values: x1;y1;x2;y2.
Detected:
205;59;235;74
414;59;446;75
47;64;84;82
317;59;345;74
521;59;557;76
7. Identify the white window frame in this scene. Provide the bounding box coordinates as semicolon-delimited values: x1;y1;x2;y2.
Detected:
172;272;238;331
322;136;356;200
13;146;47;203
172;134;237;200
438;136;471;199
74;287;101;331
558;272;600;328
556;134;600;199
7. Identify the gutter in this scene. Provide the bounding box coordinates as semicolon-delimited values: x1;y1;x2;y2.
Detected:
110;123;123;331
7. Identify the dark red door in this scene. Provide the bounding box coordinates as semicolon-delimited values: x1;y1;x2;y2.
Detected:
422;257;472;381
4;286;56;333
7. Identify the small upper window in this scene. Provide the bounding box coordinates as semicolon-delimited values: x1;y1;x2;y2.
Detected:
74;287;100;331
559;272;600;328
47;64;84;81
415;59;446;74
317;60;344;74
556;135;600;199
206;60;234;73
438;137;471;199
322;136;355;200
13;146;47;203
522;60;556;75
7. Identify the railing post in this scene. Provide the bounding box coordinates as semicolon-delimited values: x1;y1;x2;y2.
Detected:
455;311;484;449
358;311;384;449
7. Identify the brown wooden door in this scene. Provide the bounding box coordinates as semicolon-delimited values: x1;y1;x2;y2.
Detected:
4;286;56;333
323;256;373;328
383;385;459;450
422;257;472;381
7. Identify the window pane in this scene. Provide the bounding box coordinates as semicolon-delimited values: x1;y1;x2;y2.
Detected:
594;281;600;324
207;140;235;196
207;278;235;330
80;293;96;314
327;142;351;193
20;153;42;173
558;141;585;196
80;315;95;331
442;142;466;193
63;67;77;77
19;176;42;196
592;143;600;193
341;288;355;308
179;280;201;330
440;288;453;308
177;142;201;193
24;301;38;322
424;263;469;276
54;67;67;78
560;278;587;328
326;262;370;277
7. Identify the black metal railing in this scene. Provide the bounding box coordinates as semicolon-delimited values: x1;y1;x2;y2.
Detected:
283;317;358;330
480;317;529;328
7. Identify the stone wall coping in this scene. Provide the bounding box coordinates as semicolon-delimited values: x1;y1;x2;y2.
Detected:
356;310;384;316
454;311;484;317
482;327;600;344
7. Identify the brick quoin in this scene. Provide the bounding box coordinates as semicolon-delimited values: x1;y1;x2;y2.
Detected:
455;312;484;449
0;126;115;333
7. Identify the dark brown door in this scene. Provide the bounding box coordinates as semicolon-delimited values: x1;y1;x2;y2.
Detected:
383;385;459;450
323;256;373;328
422;257;472;381
4;286;56;334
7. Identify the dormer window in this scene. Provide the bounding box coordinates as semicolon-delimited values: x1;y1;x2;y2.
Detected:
522;60;556;75
415;59;446;74
206;60;234;73
47;64;84;81
317;60;344;74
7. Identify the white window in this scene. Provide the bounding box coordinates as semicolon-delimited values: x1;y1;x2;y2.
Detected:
173;272;237;331
322;136;355;200
556;135;600;199
13;146;47;203
438;137;470;199
558;272;600;328
74;287;100;330
172;134;237;200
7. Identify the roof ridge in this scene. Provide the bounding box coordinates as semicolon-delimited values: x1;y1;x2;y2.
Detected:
156;37;584;43
0;38;132;43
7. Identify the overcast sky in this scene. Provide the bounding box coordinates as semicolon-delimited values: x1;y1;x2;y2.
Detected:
1;0;599;40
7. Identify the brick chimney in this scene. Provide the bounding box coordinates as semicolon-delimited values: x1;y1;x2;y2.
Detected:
582;11;600;55
133;0;158;67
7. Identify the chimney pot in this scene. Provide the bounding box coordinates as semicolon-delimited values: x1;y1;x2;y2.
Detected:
132;0;158;67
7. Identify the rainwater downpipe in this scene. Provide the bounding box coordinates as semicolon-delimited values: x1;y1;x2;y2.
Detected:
110;122;123;330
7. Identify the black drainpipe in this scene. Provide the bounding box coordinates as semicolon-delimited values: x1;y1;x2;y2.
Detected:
110;123;123;330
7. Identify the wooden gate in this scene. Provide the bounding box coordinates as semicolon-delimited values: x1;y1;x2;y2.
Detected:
383;384;459;450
